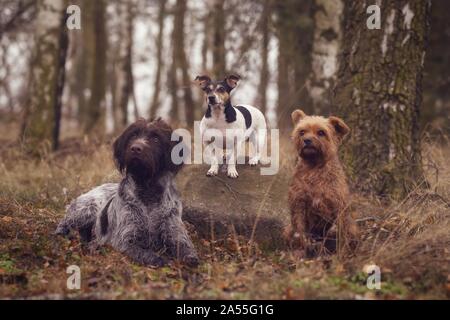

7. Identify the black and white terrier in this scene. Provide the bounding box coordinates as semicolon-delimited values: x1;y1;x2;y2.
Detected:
55;118;199;267
195;74;268;178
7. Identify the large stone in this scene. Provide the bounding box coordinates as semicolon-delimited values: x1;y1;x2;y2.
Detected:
177;163;291;250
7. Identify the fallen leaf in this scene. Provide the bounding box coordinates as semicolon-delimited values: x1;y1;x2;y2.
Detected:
1;216;13;223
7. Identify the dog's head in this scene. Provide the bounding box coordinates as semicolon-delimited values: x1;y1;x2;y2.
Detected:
291;109;350;165
113;118;183;180
194;74;240;111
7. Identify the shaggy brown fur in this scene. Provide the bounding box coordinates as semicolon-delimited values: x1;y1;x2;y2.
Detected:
286;109;358;256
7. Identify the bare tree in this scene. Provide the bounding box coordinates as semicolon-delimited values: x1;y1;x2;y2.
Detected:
21;0;68;153
201;11;211;72
149;0;167;120
112;0;135;129
0;0;37;39
334;0;431;198
84;0;107;134
307;0;344;114
274;0;314;127
212;0;226;78
256;0;271;116
168;0;195;126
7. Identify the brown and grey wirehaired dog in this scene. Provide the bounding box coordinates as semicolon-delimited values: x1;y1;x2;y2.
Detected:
55;118;199;267
286;109;358;256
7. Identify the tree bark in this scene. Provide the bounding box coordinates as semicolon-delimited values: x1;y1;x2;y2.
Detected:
84;0;107;134
21;0;67;154
175;0;195;126
168;1;179;124
201;12;211;72
334;0;430;198
169;0;194;126
212;0;226;78
308;0;343;114
275;0;314;127
149;0;166;120
113;1;134;129
72;0;92;128
53;10;69;150
256;0;270;116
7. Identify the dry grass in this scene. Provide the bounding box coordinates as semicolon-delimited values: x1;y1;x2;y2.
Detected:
0;123;449;299
352;139;450;290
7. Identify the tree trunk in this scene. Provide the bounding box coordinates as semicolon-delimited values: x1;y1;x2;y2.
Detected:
334;0;430;198
292;0;314;114
276;33;291;127
308;0;343;114
115;1;134;128
149;0;166;120
168;61;179;122
53;11;69;150
201;12;211;72
21;0;67;154
74;0;94;129
168;0;179;124
84;0;107;134
275;0;314;128
212;0;226;78
256;0;270;116
169;0;194;126
176;0;195;126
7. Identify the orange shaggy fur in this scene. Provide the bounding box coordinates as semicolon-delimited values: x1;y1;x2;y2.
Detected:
286;109;358;256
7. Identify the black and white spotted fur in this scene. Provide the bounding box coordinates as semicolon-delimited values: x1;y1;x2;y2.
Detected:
195;74;268;178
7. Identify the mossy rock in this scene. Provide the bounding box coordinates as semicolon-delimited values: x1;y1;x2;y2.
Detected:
177;163;291;250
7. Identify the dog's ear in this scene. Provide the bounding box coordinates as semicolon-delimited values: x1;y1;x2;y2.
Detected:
113;120;145;173
225;74;241;89
152;119;185;174
291;109;306;124
195;75;211;90
113;133;127;174
328;116;350;141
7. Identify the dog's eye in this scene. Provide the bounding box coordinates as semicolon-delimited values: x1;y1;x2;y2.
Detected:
216;87;225;93
299;130;305;136
317;130;326;137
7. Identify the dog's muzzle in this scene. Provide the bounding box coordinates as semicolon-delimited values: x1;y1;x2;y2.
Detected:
208;96;216;104
300;145;320;158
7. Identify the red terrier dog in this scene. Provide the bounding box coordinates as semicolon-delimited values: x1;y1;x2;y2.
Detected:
286;109;358;256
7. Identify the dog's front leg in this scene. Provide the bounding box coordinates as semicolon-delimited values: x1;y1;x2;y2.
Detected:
120;234;167;267
286;201;309;252
124;245;167;267
161;216;199;267
55;201;96;241
204;141;219;176
225;137;239;178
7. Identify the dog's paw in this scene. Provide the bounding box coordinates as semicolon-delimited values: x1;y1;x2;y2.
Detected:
87;242;100;254
54;224;69;237
259;157;271;165
144;255;167;268
227;167;239;179
249;157;259;166
183;254;200;268
206;167;218;177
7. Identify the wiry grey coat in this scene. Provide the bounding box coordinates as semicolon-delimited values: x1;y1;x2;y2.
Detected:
55;118;199;267
56;173;199;267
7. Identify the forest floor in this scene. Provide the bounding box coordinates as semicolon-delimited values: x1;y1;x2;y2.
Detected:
0;120;449;299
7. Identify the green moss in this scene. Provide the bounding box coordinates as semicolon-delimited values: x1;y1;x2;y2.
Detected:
0;254;23;274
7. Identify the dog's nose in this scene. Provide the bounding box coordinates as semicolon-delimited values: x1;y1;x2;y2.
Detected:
130;144;143;153
304;139;312;146
208;96;216;103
